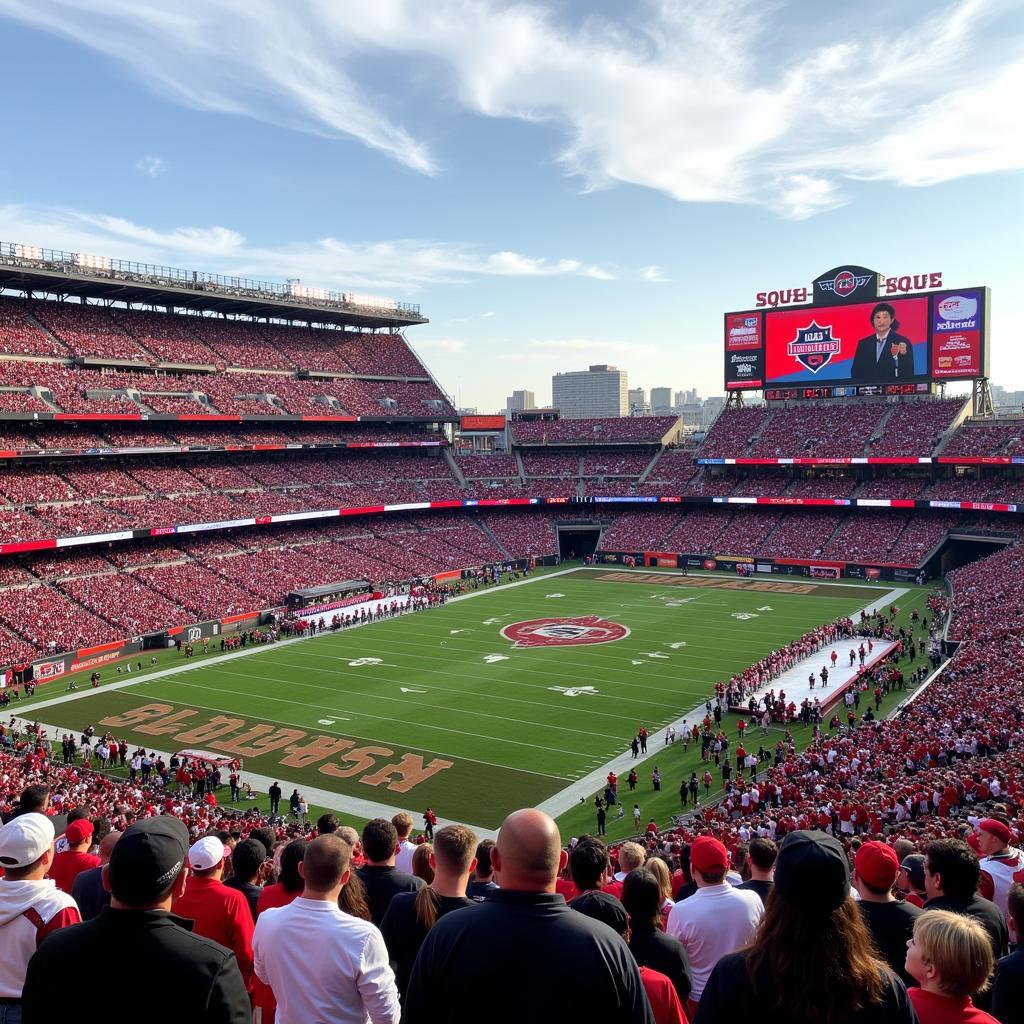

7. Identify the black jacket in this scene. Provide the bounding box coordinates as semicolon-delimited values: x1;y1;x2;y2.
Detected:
694;952;916;1024
357;864;425;927
856;899;923;988
628;922;692;1002
850;332;916;383
402;889;654;1023
924;893;1009;959
22;908;250;1024
992;948;1024;1024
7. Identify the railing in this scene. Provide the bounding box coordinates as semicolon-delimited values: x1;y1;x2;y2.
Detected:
0;241;423;319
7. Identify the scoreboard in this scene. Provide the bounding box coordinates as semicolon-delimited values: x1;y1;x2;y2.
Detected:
725;265;989;392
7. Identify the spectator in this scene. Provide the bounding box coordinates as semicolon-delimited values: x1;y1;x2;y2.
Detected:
899;855;929;909
905;910;998;1024
695;831;915;1024
47;818;99;894
172;835;255;990
22;817;249;1023
991;883;1024;1024
317;813;340;835
975;818;1022;945
605;841;645;900
623;866;692;1005
223;837;266;923
666;835;763;1008
0;814;80;1010
924;840;1009;963
380;824;477;1000
253;834;399;1024
571;881;688;1024
466;838;498;898
737;837;777;904
853;841;923;988
393;811;417;873
356;818;424;927
411;843;434;885
402;808;654;1023
71;829;121;922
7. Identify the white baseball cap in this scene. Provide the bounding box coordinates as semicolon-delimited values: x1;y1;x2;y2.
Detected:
187;835;226;871
0;813;55;869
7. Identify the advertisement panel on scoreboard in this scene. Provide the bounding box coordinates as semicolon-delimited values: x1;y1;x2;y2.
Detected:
724;311;764;390
764;297;930;386
930;288;988;379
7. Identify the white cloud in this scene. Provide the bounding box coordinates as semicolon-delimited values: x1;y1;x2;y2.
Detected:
135;155;164;177
640;265;668;283
0;203;615;293
411;337;466;353
1;0;1019;216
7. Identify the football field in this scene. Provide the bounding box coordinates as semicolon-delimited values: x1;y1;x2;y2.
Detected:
18;565;931;832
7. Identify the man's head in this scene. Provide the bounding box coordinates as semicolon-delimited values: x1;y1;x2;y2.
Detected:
65;818;94;852
924;839;980;902
492;809;565;893
188;836;227;878
361;818;399;865
300;835;352;897
473;838;495;880
230;838;267;884
0;813;55;881
853;841;900;900
316;813;340;836
899;854;927;894
18;785;50;815
748;837;778;880
392;812;413;840
337;825;360;855
97;831;121;865
1006;882;1024;940
690;836;730;886
569;837;609;892
976;818;1013;857
871;303;896;335
106;817;190;909
431;825;478;881
617;842;645;875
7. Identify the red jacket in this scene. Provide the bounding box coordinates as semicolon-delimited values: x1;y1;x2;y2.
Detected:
172;874;254;986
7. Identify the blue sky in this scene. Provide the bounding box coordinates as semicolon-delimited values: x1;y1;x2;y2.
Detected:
0;0;1021;411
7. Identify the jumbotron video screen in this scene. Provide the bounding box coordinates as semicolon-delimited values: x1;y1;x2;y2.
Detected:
725;265;989;392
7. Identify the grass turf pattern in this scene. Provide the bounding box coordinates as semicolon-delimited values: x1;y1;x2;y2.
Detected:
24;567;926;830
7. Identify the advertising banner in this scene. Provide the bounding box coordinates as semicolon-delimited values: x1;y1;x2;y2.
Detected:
930;289;986;379
724;311;764;390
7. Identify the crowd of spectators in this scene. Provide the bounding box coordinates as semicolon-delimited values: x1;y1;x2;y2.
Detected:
944;420;1024;458
870;400;967;458
511;417;679;445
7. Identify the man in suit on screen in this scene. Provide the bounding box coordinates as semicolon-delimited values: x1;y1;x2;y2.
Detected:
850;302;916;382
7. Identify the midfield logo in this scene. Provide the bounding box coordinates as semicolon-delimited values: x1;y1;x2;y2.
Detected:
787;321;841;373
501;615;630;648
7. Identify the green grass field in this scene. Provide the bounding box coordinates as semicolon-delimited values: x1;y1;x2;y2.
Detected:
18;566;935;832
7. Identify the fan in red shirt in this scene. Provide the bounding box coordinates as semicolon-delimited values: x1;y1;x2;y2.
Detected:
48;819;100;894
172;835;255;989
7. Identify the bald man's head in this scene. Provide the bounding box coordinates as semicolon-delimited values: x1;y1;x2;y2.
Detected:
98;831;121;864
492;809;566;893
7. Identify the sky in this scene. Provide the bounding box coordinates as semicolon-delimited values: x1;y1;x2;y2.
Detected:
0;0;1021;411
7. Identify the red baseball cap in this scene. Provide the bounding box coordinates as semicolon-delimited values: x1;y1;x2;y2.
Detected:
978;819;1013;845
690;836;729;875
65;819;94;845
854;841;899;891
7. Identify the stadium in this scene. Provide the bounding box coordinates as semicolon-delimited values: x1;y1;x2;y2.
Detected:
1;244;1021;1008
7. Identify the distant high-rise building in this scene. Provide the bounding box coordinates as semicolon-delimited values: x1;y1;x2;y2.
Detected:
506;390;535;413
673;390;686;409
551;365;628;419
650;387;672;415
628;387;648;416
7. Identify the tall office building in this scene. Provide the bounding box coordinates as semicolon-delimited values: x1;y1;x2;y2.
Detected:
506;389;536;412
650;387;672;415
628;387;648;415
551;365;628;419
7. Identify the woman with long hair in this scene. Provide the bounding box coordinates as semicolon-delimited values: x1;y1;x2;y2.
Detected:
380;824;478;1000
694;831;916;1024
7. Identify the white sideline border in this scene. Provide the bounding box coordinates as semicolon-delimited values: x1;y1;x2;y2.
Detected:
14;564;915;838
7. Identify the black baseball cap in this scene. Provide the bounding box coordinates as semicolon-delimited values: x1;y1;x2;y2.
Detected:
570;891;628;936
108;816;189;905
773;830;850;913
